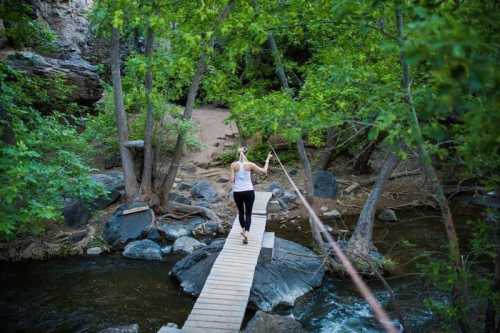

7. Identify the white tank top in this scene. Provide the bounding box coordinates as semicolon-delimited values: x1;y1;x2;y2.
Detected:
233;161;254;192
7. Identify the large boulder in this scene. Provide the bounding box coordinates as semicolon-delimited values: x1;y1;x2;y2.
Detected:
171;237;325;311
377;208;398;222
91;171;125;209
7;52;102;105
103;203;154;249
123;239;163;261
63;198;91;227
170;239;225;294
312;171;336;199
191;180;219;203
157;217;205;241
244;311;308;333
63;171;124;227
172;236;206;254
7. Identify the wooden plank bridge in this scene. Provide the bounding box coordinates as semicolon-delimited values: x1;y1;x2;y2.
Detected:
182;191;273;333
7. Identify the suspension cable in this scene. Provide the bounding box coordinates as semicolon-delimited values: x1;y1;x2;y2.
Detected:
268;142;398;333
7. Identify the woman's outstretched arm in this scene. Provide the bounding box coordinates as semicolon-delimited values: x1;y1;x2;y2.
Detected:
250;153;272;174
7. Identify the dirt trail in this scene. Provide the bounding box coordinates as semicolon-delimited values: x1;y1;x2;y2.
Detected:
184;106;239;165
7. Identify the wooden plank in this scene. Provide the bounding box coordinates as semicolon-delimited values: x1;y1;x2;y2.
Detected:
190;308;244;317
186;313;243;324
193;302;247;312
121;206;149;215
184;320;241;330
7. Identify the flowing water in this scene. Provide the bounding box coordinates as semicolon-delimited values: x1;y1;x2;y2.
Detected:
0;205;481;333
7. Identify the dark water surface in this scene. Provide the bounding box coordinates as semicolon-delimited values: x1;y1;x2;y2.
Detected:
0;205;481;333
0;254;194;333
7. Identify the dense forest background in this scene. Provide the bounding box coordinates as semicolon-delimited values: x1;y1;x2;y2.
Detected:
1;0;499;332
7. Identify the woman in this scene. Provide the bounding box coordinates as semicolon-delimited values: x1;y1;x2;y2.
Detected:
230;146;272;244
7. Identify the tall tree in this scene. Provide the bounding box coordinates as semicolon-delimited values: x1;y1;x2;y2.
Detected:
159;1;235;208
110;25;139;202
140;23;155;197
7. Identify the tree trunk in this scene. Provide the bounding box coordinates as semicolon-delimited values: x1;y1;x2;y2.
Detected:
395;6;460;266
347;153;399;256
159;2;234;208
296;137;324;247
262;22;324;250
111;27;139;202
353;133;385;175
267;31;290;90
140;26;155;197
159;51;207;207
315;127;336;171
396;6;467;332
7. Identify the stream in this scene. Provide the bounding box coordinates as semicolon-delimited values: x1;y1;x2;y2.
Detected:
1;205;480;333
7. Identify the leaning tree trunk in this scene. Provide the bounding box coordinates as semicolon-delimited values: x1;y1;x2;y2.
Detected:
159;51;208;208
261;21;325;250
159;2;234;208
347;153;399;257
353;133;386;175
140;26;155;197
395;6;460;266
315;127;336;171
111;27;139;202
396;7;467;332
0;106;16;145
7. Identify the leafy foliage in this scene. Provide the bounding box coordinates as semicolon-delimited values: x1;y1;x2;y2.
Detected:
0;63;103;238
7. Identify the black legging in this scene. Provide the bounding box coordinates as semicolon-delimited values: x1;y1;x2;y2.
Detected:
233;190;255;231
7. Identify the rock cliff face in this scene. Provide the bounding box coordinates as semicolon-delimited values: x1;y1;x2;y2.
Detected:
3;1;103;106
29;0;94;58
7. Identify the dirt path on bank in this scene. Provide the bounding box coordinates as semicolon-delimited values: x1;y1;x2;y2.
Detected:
184;106;239;166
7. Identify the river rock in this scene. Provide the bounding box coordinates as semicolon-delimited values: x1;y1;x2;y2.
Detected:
244;311;308;333
103;203;154;249
313;171;336;198
87;247;103;256
377;208;398;222
63;198;91;228
173;236;206;254
267;200;282;213
92;171;125;209
323;209;341;218
147;228;161;241
192;221;222;237
63;171;124;227
177;182;192;191
267;181;284;197
168;192;192;205
7;52;103;105
123;239;163;261
98;324;139;333
161;245;172;255
158;217;205;241
191;180;219;203
157;323;182;333
216;175;230;183
171;237;324;311
170;239;226;294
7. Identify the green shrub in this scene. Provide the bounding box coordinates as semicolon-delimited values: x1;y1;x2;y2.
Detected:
0;63;103;238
